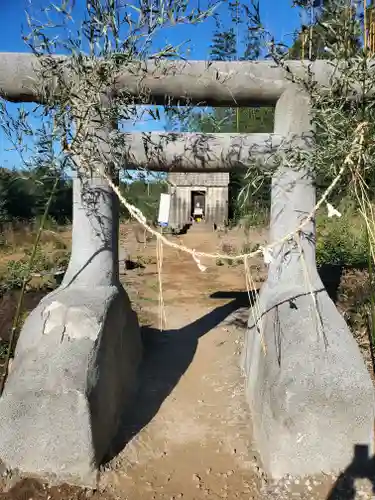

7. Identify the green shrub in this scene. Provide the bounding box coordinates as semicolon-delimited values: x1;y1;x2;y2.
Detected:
316;212;368;268
242;242;260;254
238;204;270;229
0;247;70;294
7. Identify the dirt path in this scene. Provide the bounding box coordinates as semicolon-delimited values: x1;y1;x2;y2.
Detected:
2;224;375;499
100;225;375;500
100;303;263;500
0;224;267;500
98;225;268;499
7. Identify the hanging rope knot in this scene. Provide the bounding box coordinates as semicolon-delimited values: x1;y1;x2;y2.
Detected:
192;250;207;272
326;202;342;218
260;245;274;265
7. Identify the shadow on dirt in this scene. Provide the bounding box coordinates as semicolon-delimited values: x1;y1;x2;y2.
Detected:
104;289;257;463
212;291;255;330
326;444;375;500
319;264;345;304
318;263;367;304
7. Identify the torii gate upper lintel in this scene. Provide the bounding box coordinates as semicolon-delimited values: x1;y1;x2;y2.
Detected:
0;52;338;106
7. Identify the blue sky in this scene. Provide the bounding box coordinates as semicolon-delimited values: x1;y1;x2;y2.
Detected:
0;0;303;169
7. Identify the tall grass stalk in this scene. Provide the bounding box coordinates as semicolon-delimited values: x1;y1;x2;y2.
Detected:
0;176;59;396
366;225;375;374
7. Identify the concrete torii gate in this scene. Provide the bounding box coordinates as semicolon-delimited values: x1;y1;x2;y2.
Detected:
0;53;373;485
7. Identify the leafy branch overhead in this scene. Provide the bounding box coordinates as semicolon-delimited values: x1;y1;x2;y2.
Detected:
0;0;222;188
2;0;375;226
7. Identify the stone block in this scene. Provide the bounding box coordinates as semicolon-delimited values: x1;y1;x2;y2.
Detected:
242;85;375;479
242;284;375;478
0;284;142;486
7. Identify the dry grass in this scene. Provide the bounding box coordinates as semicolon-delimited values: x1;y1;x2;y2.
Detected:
0;222;71;274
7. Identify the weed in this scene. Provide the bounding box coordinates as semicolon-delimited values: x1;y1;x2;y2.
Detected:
0;247;70;295
316;212;367;268
239;205;270;231
136;255;156;266
242;242;260;254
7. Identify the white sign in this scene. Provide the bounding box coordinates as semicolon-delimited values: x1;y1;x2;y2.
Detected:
158;193;171;227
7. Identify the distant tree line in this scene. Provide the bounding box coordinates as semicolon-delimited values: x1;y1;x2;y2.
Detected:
0;166;167;227
0;165;72;225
